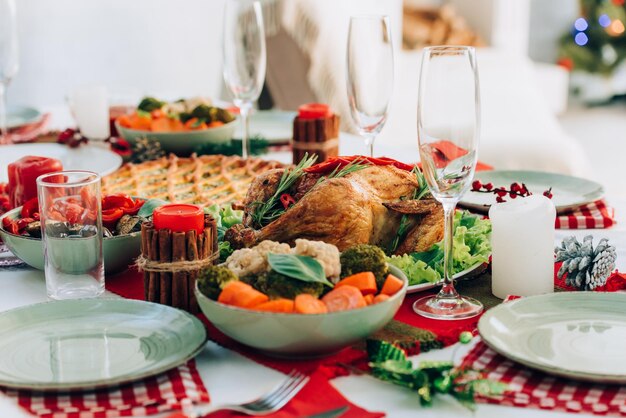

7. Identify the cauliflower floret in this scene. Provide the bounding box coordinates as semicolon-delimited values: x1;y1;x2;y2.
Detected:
292;239;341;282
254;240;291;256
223;240;291;277
222;248;265;277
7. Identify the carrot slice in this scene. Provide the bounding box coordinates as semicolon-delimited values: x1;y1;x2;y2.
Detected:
380;274;404;296
128;113;151;130
364;294;375;305
373;294;390;304
254;298;295;313
169;118;185;132
117;114;132;128
321;285;366;312
294;294;328;314
207;121;224;128
150;118;171;132
218;281;268;308
336;272;377;295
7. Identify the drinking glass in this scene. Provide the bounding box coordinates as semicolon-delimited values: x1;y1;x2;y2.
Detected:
346;15;394;157
413;46;483;320
68;85;110;140
0;0;19;145
223;0;266;159
37;171;104;300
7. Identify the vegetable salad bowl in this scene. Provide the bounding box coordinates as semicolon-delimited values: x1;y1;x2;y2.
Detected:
0;207;141;274
195;265;408;357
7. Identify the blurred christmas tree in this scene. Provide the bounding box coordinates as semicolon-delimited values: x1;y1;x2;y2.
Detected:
558;0;626;102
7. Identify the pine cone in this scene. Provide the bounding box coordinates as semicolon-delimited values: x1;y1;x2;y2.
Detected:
555;235;616;290
131;137;165;163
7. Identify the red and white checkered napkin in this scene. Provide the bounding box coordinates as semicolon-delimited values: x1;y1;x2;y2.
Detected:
2;361;209;418
461;342;626;417
556;200;616;229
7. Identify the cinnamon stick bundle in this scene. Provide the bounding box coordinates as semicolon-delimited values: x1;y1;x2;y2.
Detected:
140;215;217;313
292;114;340;165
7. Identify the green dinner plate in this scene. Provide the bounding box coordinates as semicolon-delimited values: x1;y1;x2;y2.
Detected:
7;106;42;129
460;170;604;214
478;292;626;383
0;299;206;391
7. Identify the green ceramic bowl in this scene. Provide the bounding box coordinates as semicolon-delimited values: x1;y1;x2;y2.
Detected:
0;207;140;274
116;119;237;156
195;265;408;357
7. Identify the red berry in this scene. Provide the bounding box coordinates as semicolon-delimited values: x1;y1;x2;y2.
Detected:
496;196;506;203
495;188;507;197
509;192;517;199
510;183;521;192
484;182;493;191
520;183;529;195
472;180;482;191
57;128;76;143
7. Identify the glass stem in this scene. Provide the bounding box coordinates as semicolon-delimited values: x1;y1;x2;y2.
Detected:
0;83;7;145
239;101;252;159
363;133;375;157
439;201;459;299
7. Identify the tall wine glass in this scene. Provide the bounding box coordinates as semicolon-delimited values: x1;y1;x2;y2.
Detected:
413;46;483;320
346;15;394;157
0;0;19;145
223;0;266;159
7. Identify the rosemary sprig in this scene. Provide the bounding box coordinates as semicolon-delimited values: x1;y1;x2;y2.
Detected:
388;167;431;254
314;158;370;187
250;153;318;228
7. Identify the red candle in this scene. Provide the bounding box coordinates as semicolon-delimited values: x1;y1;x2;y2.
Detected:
153;204;204;234
298;103;332;120
8;156;64;208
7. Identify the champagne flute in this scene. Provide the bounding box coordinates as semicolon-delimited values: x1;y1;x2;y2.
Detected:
0;0;19;145
222;0;266;159
346;15;394;157
413;46;483;320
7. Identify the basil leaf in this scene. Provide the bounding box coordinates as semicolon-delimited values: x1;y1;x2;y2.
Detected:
137;198;168;218
267;253;334;287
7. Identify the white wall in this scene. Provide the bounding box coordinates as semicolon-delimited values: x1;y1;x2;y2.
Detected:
8;0;227;108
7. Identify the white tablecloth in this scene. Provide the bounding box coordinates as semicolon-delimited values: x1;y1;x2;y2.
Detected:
1;194;623;418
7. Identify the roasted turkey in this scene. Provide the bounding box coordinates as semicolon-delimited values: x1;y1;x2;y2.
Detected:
225;164;443;254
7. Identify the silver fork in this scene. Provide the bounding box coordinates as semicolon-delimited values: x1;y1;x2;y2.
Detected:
194;370;309;416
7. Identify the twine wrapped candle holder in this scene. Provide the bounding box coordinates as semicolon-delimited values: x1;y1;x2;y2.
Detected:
137;215;217;313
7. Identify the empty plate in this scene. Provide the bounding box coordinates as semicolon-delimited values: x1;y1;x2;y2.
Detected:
478;292;626;383
0;299;206;390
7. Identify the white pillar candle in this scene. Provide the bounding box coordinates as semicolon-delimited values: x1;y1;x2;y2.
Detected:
489;194;556;299
69;85;110;140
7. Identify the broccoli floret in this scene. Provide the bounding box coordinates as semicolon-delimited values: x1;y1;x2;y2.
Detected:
137;97;166;112
190;105;235;124
197;266;238;300
340;244;389;289
191;104;218;123
214;107;235;123
261;270;324;299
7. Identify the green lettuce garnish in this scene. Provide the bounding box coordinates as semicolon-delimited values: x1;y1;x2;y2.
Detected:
204;204;244;229
387;211;491;286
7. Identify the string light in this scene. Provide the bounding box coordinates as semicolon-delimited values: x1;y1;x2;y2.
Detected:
599;14;611;28
607;19;625;36
575;32;589;46
574;17;588;31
